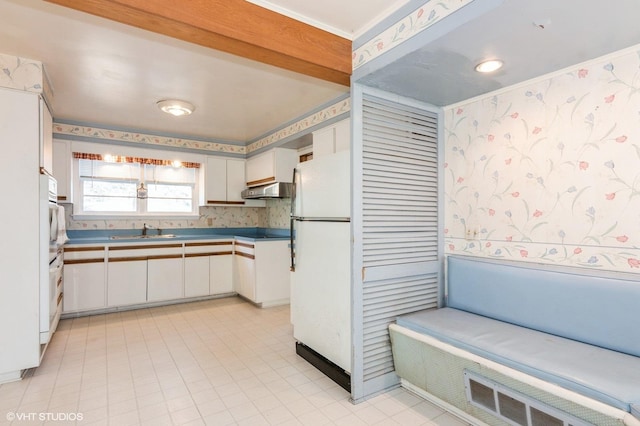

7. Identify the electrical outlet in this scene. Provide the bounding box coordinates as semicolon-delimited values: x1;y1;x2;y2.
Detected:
465;228;479;241
207;218;213;226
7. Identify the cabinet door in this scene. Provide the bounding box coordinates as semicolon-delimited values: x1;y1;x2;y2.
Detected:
147;257;183;302
40;99;53;174
333;119;351;153
108;260;147;306
52;140;71;202
234;255;256;301
254;240;290;305
184;256;210;298
210;254;233;294
245;150;274;186
63;261;106;312
205;156;227;204
226;159;245;203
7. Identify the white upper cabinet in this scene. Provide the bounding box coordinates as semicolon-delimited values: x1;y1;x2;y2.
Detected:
204;157;246;205
40;99;53;174
245;148;298;187
226;159;245;203
312;119;350;159
52;139;71;202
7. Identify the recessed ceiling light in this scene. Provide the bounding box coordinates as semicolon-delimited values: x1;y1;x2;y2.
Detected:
475;59;504;73
157;99;195;116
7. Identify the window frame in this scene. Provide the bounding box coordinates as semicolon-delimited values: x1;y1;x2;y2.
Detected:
72;154;201;218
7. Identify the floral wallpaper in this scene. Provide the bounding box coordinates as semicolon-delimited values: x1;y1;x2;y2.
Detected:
0;53;43;93
353;0;474;71
246;97;350;154
444;46;640;273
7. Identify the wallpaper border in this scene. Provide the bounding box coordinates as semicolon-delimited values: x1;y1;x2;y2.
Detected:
352;0;474;71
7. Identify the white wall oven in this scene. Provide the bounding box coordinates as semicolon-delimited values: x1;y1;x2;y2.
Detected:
40;173;62;346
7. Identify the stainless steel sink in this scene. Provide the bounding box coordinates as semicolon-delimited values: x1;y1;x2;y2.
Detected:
110;234;177;240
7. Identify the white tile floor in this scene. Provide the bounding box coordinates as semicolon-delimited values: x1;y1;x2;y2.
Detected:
0;297;471;425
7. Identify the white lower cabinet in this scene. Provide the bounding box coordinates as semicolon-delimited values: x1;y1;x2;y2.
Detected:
63;246;106;313
234;240;290;307
184;240;234;297
184;256;210;298
148;257;183;302
254;240;290;305
234;251;256;301
210;255;233;294
64;237;289;314
107;259;147;307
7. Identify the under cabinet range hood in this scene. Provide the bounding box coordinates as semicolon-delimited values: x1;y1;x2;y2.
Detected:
241;182;292;199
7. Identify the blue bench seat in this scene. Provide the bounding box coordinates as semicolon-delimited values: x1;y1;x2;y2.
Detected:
393;256;640;421
397;307;640;418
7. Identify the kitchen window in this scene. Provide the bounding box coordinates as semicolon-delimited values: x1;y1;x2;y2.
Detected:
74;153;200;216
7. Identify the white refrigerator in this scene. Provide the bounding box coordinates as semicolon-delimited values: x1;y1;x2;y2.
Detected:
290;150;351;379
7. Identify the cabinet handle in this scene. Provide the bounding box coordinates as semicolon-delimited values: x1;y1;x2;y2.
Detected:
235;252;255;260
109;243;182;250
185;251;233;258
246;176;275;187
64;258;105;265
185;242;232;247
109;256;148;262
235;241;255;249
147;254;183;260
65;246;105;252
207;200;245;205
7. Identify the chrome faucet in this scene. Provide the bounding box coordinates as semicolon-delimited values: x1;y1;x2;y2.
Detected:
142;223;162;236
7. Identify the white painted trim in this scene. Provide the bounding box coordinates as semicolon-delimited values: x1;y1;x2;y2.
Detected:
389;323;640;426
244;0;352;39
445;42;640;110
0;370;23;385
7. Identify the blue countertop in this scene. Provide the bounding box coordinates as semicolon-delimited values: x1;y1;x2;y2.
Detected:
66;227;290;245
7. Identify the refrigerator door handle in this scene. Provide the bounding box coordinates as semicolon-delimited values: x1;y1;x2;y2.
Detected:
290;216;296;272
294;217;351;222
290;167;298;272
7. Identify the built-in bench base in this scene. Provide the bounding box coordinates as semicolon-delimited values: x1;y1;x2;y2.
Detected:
390;323;640;426
389;255;640;426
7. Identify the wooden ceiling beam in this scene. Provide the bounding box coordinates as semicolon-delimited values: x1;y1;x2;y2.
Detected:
44;0;352;86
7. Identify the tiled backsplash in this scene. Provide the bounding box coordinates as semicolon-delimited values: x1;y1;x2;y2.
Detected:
265;198;292;229
64;199;291;230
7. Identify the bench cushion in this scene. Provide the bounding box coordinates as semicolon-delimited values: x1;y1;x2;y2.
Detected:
397;308;640;416
447;256;640;358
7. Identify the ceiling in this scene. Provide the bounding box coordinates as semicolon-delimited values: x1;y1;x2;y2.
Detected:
361;0;640;106
2;1;640;145
0;0;407;143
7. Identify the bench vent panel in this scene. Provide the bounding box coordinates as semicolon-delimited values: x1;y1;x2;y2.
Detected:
464;370;591;426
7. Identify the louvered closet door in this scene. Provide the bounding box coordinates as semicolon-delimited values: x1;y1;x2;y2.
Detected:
351;85;443;402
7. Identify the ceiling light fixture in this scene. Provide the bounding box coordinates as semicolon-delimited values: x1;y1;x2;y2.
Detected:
475;59;504;73
157;99;195;117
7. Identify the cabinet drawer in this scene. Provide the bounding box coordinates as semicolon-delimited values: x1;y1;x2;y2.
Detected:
64;246;106;264
108;243;183;260
234;241;255;259
184;240;233;257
